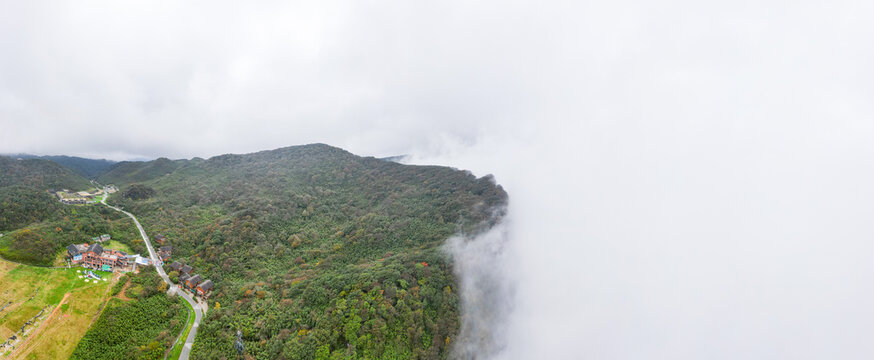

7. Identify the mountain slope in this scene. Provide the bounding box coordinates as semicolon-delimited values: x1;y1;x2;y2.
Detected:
0;156;92;231
0;156;92;190
107;143;507;359
8;154;117;179
96;157;191;185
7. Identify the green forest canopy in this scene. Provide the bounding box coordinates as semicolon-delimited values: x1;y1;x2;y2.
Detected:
108;144;507;359
0;144;507;359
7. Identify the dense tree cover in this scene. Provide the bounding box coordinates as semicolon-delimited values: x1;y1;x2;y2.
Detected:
0;185;64;231
10;154;117;178
0;155;92;232
0;155;91;189
0;205;144;265
107;144;507;359
71;271;187;360
124;184;157;200
97;157;196;185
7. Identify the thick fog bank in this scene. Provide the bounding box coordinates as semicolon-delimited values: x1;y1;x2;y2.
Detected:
444;222;515;359
398;0;874;358
408;108;874;360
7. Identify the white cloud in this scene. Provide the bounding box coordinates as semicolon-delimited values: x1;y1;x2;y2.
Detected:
3;1;874;359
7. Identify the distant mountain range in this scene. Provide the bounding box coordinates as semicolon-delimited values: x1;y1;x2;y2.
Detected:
0;155;92;190
4;153;409;180
3;154;117;179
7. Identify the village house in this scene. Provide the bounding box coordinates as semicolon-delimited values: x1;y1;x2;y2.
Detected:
185;274;203;290
154;234;166;244
169;261;182;272
66;243;129;272
196;280;214;297
90;234;110;243
158;246;172;261
171;263;214;297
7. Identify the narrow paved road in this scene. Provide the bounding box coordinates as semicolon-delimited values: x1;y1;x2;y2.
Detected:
100;189;202;360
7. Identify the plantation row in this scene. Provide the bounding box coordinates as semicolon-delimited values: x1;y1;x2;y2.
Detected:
71;272;186;360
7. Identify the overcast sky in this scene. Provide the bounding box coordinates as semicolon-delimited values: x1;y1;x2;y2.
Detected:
3;1;874;359
0;0;551;161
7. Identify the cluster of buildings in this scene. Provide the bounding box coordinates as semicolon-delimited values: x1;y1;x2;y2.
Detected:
169;261;213;298
66;242;150;272
56;189;103;205
59;197;89;205
65;232;216;298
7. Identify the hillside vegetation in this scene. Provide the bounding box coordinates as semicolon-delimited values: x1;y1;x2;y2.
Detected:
0;186;63;232
71;271;187;360
0;156;91;190
0;205;143;266
0;156;92;232
106;144;507;359
8;154;116;179
97;157;194;185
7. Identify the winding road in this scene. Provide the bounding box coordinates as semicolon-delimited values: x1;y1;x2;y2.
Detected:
100;189;202;360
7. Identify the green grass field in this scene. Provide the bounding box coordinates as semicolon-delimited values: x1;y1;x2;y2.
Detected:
101;240;132;254
0;260;114;359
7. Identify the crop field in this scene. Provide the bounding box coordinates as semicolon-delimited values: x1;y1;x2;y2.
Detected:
0;260;114;359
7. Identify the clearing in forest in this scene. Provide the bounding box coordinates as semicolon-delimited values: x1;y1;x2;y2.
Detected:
0;260;114;359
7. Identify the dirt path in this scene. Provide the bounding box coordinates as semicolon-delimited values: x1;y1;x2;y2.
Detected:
86;276;117;328
116;277;132;301
7;293;70;359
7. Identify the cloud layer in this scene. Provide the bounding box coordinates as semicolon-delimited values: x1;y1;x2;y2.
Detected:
0;0;545;160
3;1;874;359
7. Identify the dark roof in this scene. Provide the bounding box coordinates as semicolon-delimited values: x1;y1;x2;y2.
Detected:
66;245;79;256
179;273;190;282
169;261;182;270
180;265;193;274
160;246;172;252
154;234;166;239
198;280;214;291
188;274;202;285
87;243;103;254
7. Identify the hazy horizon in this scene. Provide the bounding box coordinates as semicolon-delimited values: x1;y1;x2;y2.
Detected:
0;144;412;163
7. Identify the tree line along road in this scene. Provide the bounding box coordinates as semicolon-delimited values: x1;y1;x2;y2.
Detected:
100;189;203;360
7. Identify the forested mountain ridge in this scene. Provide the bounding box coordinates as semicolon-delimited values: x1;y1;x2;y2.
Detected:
5;154;117;179
0;155;92;232
0;155;91;190
106;143;507;359
96;157;195;185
